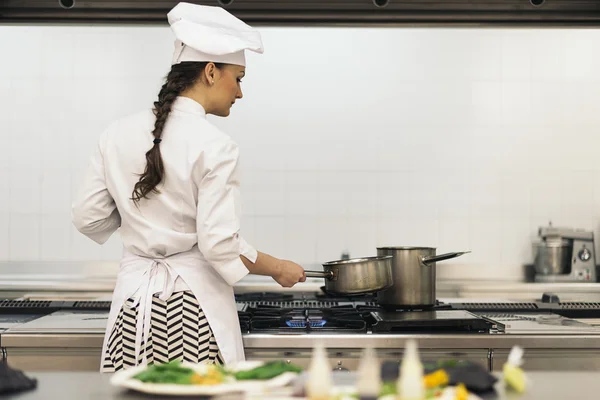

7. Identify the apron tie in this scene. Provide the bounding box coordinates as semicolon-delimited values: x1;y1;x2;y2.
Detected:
129;259;178;365
100;245;244;371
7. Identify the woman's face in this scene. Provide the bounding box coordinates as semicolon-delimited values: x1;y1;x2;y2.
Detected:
208;64;245;117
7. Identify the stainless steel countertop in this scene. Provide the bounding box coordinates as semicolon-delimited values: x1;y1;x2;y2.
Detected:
3;370;600;399
242;333;600;350
4;331;600;350
3;372;242;399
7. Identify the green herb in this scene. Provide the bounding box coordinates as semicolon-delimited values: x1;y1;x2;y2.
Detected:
380;381;397;396
132;360;302;385
233;361;303;380
133;360;195;384
426;387;444;398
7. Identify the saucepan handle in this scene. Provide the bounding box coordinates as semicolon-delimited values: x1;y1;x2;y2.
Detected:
305;271;334;280
421;251;471;265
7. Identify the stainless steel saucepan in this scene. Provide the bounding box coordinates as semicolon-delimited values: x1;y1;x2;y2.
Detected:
304;256;394;295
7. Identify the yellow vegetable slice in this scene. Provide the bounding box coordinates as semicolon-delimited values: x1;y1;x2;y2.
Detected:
503;363;526;393
190;365;224;385
424;369;449;389
455;383;468;400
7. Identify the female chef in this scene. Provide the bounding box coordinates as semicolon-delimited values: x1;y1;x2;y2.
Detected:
72;2;306;372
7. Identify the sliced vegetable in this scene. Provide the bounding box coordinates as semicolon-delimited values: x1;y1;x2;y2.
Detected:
424;369;449;389
503;363;526;393
455;383;469;400
190;365;225;385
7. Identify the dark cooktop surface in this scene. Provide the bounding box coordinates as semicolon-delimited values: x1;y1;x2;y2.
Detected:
234;292;498;334
369;310;496;333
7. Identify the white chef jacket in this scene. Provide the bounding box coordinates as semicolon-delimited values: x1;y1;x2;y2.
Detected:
72;96;257;368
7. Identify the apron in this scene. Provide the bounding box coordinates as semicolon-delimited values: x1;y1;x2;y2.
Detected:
100;245;245;371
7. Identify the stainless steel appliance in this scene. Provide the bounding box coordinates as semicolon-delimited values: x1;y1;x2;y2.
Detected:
375;247;469;308
4;293;600;372
533;223;597;283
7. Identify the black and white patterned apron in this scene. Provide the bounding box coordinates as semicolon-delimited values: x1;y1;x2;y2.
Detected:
102;291;223;372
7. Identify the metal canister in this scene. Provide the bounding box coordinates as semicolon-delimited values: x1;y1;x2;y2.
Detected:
533;238;570;275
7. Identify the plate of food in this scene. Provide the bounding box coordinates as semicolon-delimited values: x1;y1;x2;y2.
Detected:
109;359;303;396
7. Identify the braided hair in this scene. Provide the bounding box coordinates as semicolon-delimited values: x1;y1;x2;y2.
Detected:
131;61;222;204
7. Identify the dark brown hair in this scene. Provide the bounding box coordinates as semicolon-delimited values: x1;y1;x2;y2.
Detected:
131;61;222;204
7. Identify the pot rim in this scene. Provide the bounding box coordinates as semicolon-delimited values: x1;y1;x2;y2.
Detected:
377;246;436;250
322;255;392;266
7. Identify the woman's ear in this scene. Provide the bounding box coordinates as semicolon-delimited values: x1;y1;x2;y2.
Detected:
203;62;219;86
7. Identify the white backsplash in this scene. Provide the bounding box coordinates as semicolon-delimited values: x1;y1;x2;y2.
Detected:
1;25;600;280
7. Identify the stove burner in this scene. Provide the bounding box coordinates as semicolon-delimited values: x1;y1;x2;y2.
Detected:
250;307;367;334
286;319;327;328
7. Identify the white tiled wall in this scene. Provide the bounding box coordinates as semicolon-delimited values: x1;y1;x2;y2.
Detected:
1;25;600;279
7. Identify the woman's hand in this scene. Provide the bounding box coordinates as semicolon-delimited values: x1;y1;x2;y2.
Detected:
241;252;307;288
273;260;307;288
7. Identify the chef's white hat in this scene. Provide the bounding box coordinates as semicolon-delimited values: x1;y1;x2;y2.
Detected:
167;2;264;66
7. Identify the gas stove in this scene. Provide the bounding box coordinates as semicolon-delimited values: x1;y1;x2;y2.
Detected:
2;291;600;336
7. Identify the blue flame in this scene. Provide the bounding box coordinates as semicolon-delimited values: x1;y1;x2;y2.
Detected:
285;319;327;328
